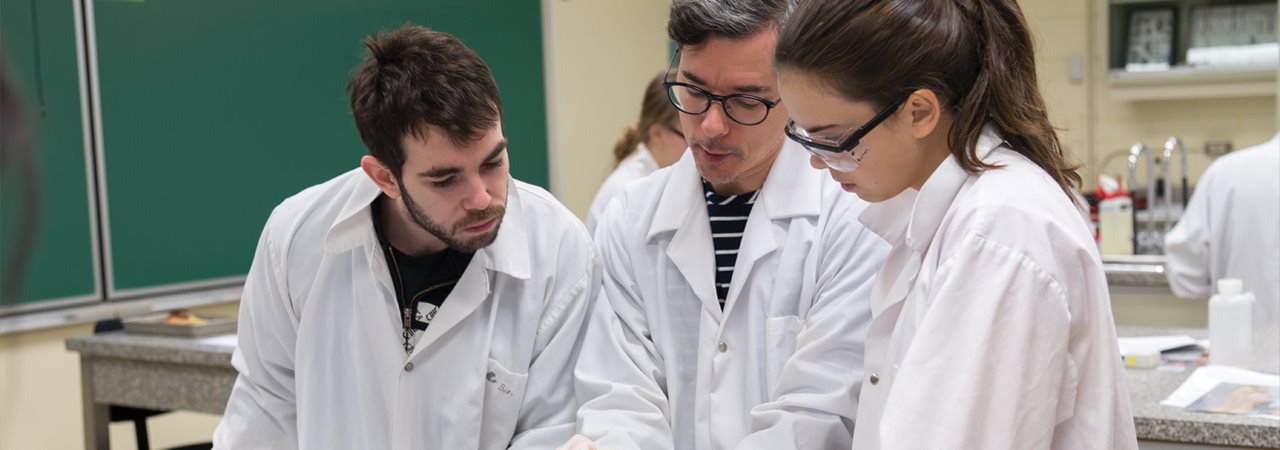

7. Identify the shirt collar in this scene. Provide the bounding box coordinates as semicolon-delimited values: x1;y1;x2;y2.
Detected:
324;172;531;280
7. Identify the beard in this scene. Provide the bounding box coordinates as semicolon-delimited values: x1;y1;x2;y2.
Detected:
690;137;745;185
399;184;506;253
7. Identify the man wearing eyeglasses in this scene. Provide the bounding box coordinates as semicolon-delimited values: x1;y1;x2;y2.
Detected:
563;1;889;450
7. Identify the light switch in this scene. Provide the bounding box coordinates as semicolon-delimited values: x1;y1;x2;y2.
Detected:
1067;54;1085;84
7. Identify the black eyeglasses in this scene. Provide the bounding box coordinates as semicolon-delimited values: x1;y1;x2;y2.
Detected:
785;96;908;172
661;51;783;126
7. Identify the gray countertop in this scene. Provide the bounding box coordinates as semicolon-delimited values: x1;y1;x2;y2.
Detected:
66;331;234;367
1119;326;1280;448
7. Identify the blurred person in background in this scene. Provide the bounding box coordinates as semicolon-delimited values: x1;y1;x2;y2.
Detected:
586;71;686;232
1166;133;1280;374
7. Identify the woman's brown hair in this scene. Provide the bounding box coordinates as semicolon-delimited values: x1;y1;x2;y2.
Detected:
613;71;680;167
776;0;1081;201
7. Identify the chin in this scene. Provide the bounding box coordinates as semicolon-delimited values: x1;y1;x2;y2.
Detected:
451;232;499;253
696;167;738;187
855;188;899;203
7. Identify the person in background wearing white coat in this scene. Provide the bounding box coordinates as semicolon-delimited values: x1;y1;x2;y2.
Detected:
1165;133;1280;374
586;71;686;233
774;0;1139;448
563;1;889;449
213;25;598;450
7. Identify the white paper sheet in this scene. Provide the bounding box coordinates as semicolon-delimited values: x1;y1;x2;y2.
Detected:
1118;335;1198;356
1161;365;1280;420
198;333;239;349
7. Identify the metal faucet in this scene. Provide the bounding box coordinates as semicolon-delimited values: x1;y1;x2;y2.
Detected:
1162;137;1188;236
1127;142;1157;254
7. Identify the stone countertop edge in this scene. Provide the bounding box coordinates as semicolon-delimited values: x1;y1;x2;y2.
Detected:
66;331;234;367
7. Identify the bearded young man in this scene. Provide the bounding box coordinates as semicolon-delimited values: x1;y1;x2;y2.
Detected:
214;25;597;450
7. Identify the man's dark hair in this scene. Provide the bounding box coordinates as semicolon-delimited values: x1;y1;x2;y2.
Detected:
667;0;795;48
346;25;502;176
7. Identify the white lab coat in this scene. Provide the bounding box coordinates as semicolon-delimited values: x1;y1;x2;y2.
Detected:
851;125;1138;450
586;143;660;233
575;141;889;450
1165;133;1280;373
213;169;598;450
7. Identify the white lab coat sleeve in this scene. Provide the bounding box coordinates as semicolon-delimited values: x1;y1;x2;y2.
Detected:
510;239;601;449
574;200;676;450
1164;169;1216;299
737;218;887;450
879;234;1076;450
213;220;300;450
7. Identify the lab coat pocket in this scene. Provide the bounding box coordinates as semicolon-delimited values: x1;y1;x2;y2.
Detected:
764;315;802;394
480;357;529;445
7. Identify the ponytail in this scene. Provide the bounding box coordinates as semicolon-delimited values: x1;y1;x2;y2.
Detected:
612;70;681;167
777;0;1081;203
612;125;644;167
950;0;1081;201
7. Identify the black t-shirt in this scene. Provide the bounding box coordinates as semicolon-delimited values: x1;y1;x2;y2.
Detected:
387;245;472;331
371;198;474;353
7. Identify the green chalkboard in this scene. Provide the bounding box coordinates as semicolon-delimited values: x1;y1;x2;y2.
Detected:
91;0;549;294
1;0;99;307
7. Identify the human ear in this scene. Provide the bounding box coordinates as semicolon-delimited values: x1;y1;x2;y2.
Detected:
359;155;401;199
904;89;942;140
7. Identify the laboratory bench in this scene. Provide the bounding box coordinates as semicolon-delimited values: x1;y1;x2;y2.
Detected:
66;332;236;450
67;326;1276;449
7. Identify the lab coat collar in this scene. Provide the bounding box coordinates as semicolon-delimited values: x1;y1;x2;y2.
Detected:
646;140;821;240
481;179;532;280
758;140;824;220
647;140;821;320
647;150;704;240
324;172;531;280
860;123;1004;318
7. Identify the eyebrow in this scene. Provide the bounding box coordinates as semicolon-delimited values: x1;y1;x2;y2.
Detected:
680;70;770;95
417;139;509;179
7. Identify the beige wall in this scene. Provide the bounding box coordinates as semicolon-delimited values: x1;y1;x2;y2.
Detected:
1023;1;1094;176
0;302;236;450
544;0;672;218
1112;292;1208;328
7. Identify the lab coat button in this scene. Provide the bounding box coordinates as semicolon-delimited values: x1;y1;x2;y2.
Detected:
869;373;880;385
404;362;414;372
718;342;728;353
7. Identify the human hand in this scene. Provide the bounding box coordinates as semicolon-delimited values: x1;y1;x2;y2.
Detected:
556;434;598;450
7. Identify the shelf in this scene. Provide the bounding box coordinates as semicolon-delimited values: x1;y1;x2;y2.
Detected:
1107;65;1277;101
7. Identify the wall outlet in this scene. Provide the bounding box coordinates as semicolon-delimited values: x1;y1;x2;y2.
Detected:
1204;139;1233;157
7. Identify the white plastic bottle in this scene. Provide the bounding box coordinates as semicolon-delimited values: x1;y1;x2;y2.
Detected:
1097;174;1133;255
1209;278;1255;368
1099;195;1134;255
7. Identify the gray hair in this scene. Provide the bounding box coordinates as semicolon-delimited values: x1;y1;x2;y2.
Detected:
668;0;797;47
